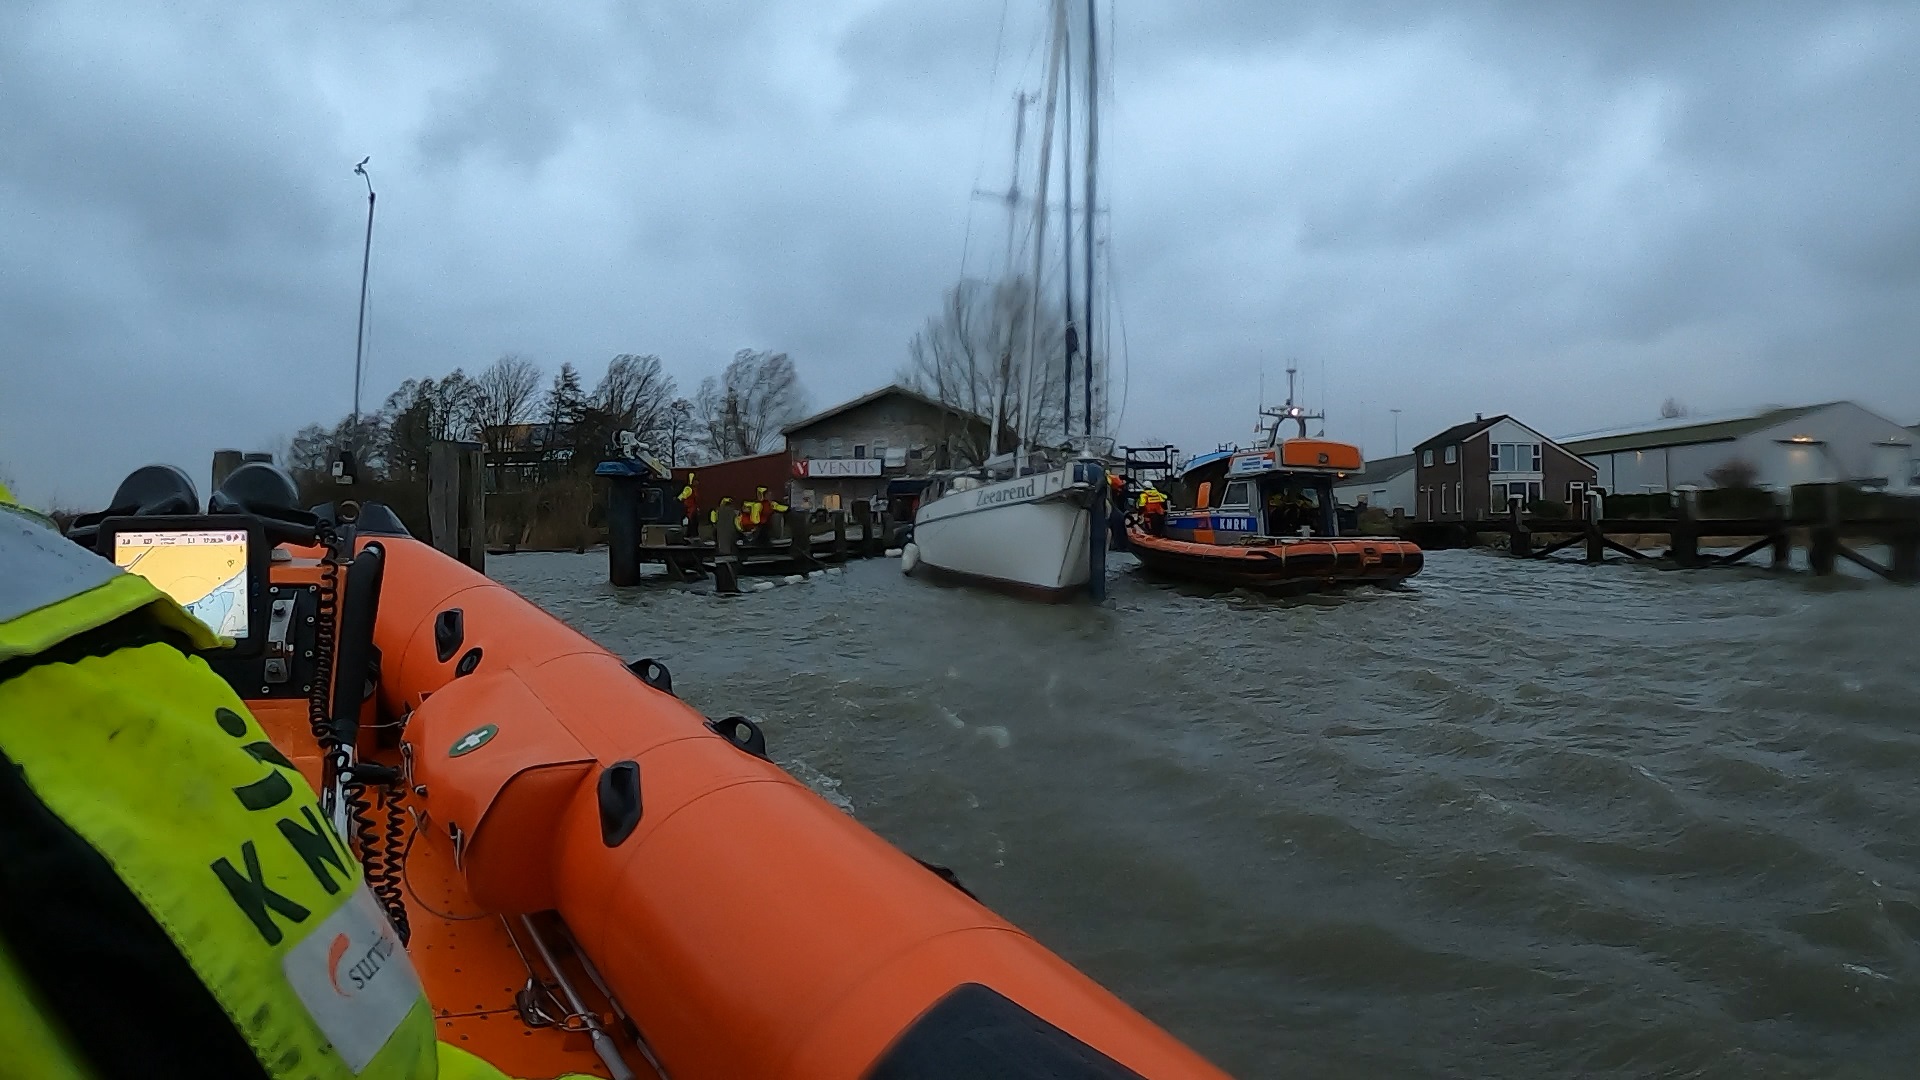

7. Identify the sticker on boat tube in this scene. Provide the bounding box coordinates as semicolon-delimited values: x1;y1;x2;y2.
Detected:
283;888;422;1071
448;723;498;757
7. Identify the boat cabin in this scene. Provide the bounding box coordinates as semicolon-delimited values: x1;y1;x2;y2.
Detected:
1164;440;1364;542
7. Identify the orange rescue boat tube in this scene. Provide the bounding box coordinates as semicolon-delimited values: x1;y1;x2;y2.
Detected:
369;536;1230;1079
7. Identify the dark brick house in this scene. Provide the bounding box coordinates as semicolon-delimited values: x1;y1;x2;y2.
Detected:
1413;414;1597;521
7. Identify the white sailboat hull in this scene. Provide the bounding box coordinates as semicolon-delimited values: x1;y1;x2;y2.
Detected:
911;467;1096;598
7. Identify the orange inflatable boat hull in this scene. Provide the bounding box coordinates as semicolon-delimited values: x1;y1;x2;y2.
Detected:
360;535;1230;1079
1129;529;1423;591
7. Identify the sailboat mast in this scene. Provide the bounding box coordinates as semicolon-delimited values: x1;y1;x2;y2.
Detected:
1061;12;1075;440
988;92;1030;462
1082;0;1099;440
1018;0;1066;458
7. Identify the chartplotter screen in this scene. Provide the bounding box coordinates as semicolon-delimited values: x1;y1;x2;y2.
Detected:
114;527;252;638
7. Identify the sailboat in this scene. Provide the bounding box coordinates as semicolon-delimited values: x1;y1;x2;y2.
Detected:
907;0;1110;601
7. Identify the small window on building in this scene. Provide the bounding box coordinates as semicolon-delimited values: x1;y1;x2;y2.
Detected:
829;437;844;458
1455;482;1463;515
1422;449;1434;467
871;439;887;463
1444;445;1457;464
1440;484;1449;515
1533;444;1543;470
1567;481;1586;502
853;444;867;459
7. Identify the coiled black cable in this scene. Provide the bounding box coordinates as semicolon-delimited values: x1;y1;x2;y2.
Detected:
349;779;410;943
306;529;346;799
306;525;410;943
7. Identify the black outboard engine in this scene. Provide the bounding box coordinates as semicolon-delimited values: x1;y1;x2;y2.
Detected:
62;464;201;546
114;464;201;515
208;461;301;518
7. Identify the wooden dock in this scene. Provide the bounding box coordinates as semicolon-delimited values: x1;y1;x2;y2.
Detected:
1414;487;1920;583
610;504;896;593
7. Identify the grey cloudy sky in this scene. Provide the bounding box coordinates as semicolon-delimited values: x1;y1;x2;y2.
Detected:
4;0;1917;507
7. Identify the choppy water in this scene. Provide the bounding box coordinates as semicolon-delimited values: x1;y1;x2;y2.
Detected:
492;549;1920;1079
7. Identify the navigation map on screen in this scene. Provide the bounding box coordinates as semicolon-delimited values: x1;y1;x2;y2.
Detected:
114;528;251;638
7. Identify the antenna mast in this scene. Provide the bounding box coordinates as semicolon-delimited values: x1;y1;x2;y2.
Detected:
351;158;376;436
1259;361;1325;444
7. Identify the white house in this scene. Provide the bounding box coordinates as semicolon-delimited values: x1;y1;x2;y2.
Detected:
1332;453;1415;515
1559;401;1916;494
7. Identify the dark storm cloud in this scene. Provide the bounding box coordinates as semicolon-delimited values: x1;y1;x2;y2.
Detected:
3;0;1916;506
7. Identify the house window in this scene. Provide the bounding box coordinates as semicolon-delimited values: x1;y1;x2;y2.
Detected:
871;439;887;465
828;437;844;458
1493;480;1545;507
1440;484;1449;515
1454;482;1462;516
1567;481;1586;503
853;443;867;459
1422;449;1434;467
1220;480;1254;509
1444;445;1457;464
1490;442;1544;473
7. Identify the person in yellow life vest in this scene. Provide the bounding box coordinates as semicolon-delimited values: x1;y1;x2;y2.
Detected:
740;485;788;544
708;495;736;534
0;488;552;1080
678;471;699;533
1137;483;1169;536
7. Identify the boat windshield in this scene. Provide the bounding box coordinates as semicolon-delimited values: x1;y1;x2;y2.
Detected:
1258;474;1336;537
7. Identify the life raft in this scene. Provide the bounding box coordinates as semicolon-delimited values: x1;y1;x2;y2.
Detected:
245;531;1229;1079
1126;528;1423;591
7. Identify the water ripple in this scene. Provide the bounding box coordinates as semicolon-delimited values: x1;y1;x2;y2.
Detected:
492;548;1920;1078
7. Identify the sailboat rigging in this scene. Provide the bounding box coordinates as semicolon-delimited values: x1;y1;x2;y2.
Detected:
906;0;1112;601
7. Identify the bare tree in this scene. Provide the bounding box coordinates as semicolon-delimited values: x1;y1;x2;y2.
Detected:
283;424;336;475
663;397;696;466
1706;457;1760;489
694;350;806;460
380;373;481;481
474;354;544;454
541;362;587;449
901;277;1072;464
579;354;677;458
1660;397;1690;419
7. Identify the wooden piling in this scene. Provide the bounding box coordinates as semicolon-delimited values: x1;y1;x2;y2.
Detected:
787;507;814;569
1672;488;1699;568
1769;497;1792;571
1585;492;1605;564
211;449;244;492
1507;496;1531;559
852;499;875;556
713;506;741;594
1889;518;1920;584
606;477;639;586
831;509;849;562
429;440;486;572
1808;485;1840;576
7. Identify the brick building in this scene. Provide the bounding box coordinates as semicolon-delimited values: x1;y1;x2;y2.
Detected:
782;385;992;513
1413;414;1597;521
